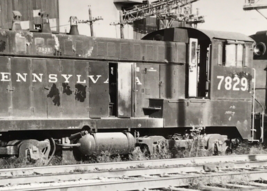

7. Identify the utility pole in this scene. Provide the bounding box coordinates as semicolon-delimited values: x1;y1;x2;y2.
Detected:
78;5;103;37
119;11;124;39
88;6;94;36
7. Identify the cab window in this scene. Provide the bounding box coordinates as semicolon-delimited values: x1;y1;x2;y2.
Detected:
244;44;251;67
225;44;236;66
217;43;222;65
219;41;248;67
236;44;243;67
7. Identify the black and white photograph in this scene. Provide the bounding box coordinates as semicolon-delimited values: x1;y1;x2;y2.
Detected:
0;0;267;190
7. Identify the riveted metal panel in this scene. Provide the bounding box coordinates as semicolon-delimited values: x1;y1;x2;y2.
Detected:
64;39;75;56
159;65;185;99
46;59;62;118
144;64;159;97
107;42;116;57
208;100;252;139
211;65;253;100
89;62;109;118
133;44;141;60
74;60;89;118
162;99;208;127
97;42;107;57
31;58;47;118
10;57;31;117
0;57;11;117
120;43;131;59
60;59;75;118
145;45;155;61
157;46;165;61
135;63;159;117
176;42;186;63
76;40;84;56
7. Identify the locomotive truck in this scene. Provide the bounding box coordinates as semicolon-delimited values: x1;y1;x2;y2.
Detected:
0;12;257;164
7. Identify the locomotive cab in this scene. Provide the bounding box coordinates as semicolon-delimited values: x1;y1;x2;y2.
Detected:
142;27;255;141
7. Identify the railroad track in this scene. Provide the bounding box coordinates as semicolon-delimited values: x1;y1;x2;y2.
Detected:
1;154;267;191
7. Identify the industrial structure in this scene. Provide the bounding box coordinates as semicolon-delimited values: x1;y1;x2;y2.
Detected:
243;0;267;20
0;0;203;39
243;0;267;11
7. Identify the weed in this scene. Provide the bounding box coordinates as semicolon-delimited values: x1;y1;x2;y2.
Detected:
0;157;45;169
233;142;267;155
95;151;122;163
129;147;148;161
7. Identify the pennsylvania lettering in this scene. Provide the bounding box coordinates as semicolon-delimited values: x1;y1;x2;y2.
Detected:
0;72;103;84
0;72;143;85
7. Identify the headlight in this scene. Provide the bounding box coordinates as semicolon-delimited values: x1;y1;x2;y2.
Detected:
254;42;266;56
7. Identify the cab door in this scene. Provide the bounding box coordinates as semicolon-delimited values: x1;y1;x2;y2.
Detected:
117;62;133;117
188;38;198;97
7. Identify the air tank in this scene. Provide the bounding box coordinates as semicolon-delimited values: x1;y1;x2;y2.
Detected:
77;132;136;156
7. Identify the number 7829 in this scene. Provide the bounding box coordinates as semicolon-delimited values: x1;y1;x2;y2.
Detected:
217;76;248;91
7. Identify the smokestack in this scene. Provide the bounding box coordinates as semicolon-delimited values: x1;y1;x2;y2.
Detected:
69;16;79;35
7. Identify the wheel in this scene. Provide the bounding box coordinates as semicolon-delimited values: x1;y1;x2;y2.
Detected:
140;145;150;158
18;138;56;165
213;141;229;155
207;134;229;155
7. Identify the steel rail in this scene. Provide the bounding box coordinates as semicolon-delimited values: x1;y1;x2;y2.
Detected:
1;156;267;188
0;154;267;177
7;169;267;191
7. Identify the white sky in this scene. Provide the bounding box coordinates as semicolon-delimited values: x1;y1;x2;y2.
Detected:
195;0;267;35
58;0;267;37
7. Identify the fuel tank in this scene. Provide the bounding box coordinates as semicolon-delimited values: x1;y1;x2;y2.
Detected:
77;132;136;156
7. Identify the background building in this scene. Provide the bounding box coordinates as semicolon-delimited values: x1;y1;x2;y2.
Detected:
0;0;197;39
59;0;140;39
0;0;59;32
0;0;265;39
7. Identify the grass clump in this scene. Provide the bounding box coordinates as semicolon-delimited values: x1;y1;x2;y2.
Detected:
129;147;148;161
0;157;46;169
232;142;267;155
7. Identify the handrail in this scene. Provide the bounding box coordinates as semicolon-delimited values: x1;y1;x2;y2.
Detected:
252;68;256;141
252;67;265;143
253;95;265;143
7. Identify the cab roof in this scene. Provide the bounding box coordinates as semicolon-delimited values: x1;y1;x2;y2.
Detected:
199;28;253;42
142;27;254;43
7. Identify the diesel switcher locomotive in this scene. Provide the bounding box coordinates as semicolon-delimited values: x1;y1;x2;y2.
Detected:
0;13;257;164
